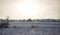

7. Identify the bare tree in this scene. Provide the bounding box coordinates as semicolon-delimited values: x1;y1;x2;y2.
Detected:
0;16;9;28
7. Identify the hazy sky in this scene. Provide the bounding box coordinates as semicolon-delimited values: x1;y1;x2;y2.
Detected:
0;0;60;19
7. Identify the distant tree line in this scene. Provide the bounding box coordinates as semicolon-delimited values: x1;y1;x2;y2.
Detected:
0;19;60;22
17;19;60;22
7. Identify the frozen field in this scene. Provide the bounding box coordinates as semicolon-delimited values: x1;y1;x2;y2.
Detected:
0;22;60;35
9;22;60;27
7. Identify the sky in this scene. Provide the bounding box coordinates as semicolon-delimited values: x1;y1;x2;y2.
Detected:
0;0;60;19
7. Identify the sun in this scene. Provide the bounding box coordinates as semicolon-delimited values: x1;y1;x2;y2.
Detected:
16;1;37;18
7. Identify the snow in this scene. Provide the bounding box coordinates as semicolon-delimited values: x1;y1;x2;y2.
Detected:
0;22;60;35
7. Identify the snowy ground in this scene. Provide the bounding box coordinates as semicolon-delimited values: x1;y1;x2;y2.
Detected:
9;22;60;27
0;22;60;35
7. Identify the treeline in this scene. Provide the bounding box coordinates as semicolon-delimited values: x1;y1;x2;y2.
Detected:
34;19;60;22
0;19;60;22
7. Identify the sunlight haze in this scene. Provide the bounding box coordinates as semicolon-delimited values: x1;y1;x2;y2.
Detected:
0;0;60;19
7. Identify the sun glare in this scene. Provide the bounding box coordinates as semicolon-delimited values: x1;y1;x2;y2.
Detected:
17;1;37;18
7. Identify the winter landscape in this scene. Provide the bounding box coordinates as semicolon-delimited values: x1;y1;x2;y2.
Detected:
0;0;60;35
0;19;60;35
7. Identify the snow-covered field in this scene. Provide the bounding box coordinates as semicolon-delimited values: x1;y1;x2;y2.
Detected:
9;22;60;27
0;22;60;35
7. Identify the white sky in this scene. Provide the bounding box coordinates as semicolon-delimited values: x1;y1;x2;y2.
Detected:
0;0;60;19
